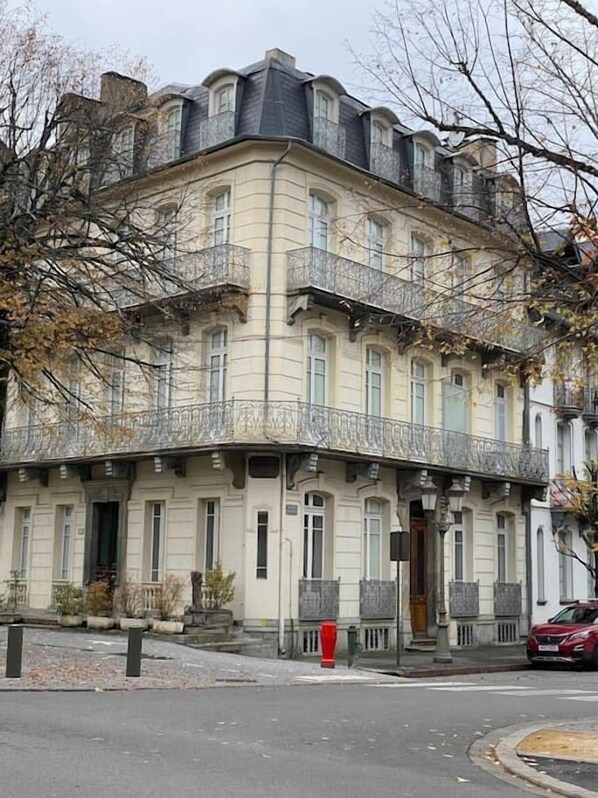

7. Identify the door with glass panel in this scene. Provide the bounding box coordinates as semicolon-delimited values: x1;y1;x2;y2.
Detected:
306;333;329;445
365;347;384;450
443;372;468;466
303;493;325;579
363;499;382;580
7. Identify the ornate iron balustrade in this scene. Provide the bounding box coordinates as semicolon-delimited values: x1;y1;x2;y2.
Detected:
107;244;250;308
147;129;182;169
199;110;236;149
554;382;584;417
1;400;549;483
370;142;403;184
287;247;544;354
452;187;483;223
583;387;598;423
494;581;522;617
298;579;340;621
360;580;396;619
449;581;479;617
413;163;442;201
313;117;346;159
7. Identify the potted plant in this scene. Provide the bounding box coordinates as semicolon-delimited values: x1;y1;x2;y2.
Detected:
204;562;235;610
84;580;115;630
151;573;186;634
115;576;149;631
54;582;84;627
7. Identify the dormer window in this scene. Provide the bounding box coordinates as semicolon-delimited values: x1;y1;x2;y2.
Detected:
366;107;400;183
372;120;391;147
308;76;346;159
315;89;333;121
452;160;479;220
201;69;240;148
216;83;235;115
112;124;135;180
164;104;182;160
412;137;441;200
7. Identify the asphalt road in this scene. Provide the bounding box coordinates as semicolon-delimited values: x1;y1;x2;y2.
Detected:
1;669;597;798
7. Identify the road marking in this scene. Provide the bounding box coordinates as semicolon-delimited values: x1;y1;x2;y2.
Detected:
493;689;590;697
367;681;475;688
557;694;598;702
295;673;375;682
428;685;530;692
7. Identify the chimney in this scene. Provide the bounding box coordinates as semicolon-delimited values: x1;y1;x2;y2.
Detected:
100;71;148;111
264;48;296;69
462;137;497;170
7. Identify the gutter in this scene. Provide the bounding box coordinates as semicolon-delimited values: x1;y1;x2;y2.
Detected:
523;379;534;633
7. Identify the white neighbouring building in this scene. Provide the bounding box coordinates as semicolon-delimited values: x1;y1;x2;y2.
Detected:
0;49;549;656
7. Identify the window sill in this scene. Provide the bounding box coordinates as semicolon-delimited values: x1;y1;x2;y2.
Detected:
536;600;547;606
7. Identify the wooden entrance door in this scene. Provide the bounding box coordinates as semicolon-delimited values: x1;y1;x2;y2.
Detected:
410;517;428;637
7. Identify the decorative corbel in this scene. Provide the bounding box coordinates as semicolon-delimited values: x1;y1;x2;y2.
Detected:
286;452;318;490
104;460;131;479
153;456;186;478
520;484;548;507
287;293;313;326
18;467;48;486
210;451;245;488
59;464;91;481
346;461;380;483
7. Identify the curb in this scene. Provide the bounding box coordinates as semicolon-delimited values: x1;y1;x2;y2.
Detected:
363;660;529;678
495;722;598;798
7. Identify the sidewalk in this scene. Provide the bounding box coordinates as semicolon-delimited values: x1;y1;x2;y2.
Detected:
495;720;598;797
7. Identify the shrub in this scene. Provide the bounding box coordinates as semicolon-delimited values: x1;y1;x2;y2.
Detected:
54;583;83;616
204;563;235;609
84;580;113;615
154;573;186;620
115;576;144;618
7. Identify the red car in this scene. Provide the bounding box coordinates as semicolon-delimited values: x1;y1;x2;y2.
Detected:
527;600;598;668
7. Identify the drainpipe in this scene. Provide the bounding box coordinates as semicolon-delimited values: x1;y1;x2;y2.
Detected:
278;453;287;655
523;379;533;633
264;141;292;403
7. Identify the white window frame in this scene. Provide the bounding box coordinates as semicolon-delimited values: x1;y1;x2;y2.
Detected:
113;124;135;177
58;505;74;581
314;89;334;121
363;498;383;580
411;360;427;426
558;528;574;600
16;507;31;580
149;501;165;583
410;234;426;280
536;526;546;604
495;382;508;442
453;163;471;192
371;118;391;147
164;103;182;160
215;83;235;115
212;189;231;246
365;347;384;417
307;333;328;406
368;217;385;270
303;493;325;579
108;351;125;418
535;414;543;449
414;142;429;169
557;421;572;474
443;371;469;434
497;513;508;582
157;206;177;261
309;192;330;251
453;511;465;581
585;428;598;462
204;499;220;572
153;342;172;411
208;329;228;403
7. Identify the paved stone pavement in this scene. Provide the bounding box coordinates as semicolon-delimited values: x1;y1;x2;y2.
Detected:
0;626;396;690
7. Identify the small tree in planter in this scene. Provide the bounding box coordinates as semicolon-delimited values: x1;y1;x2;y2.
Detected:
84;580;115;630
54;583;84;627
204;563;235;609
152;573;186;634
115;576;148;631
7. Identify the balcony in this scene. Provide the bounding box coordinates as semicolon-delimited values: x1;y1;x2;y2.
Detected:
298;579;339;622
106;244;250;309
413;163;442;202
147;129;182;169
312;116;346;160
449;581;479;617
199;110;236;149
554;382;584;419
583;387;598;426
287;247;544;354
0;400;549;483
494;581;522;617
452;181;483;223
370;142;402;184
360;580;396;619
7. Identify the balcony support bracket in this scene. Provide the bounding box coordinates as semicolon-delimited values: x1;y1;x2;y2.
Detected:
154;456;186;478
346;461;380;483
286;452;318;490
59;464;91;481
18;467;48;486
521;484;547;506
105;460;132;479
482;481;511;500
211;451;245;489
287;293;313;326
397;469;429;500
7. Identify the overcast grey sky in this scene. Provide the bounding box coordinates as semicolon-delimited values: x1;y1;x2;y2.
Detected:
25;0;379;92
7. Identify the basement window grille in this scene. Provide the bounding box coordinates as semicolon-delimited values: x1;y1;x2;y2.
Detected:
496;620;518;644
456;622;475;647
363;626;390;652
302;629;321;655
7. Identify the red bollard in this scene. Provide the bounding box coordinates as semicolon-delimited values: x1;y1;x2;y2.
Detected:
320;621;337;668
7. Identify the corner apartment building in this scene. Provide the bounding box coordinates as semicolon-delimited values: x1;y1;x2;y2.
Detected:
0;48;548;655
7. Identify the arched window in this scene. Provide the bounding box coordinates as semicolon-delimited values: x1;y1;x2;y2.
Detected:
212;189;231;246
309;192;330;251
208;329;228;403
368;217;386;270
371;119;389;145
307;334;327;406
444;371;468;433
534;414;543;449
411;360;427;426
315;90;333;121
365;347;384;417
363;498;383;580
556;422;572;474
414;142;428;169
495;382;508;442
304;493;325;578
164;104;182;159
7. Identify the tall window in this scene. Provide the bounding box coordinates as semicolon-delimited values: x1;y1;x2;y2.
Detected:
307;334;327;406
16;507;31;579
212;189;231;246
453;511;464;581
158;207;177;260
411;360;427;426
558;529;574;600
453;164;471;192
315;90;332;120
166;105;182;159
410;235;426;280
204;499;220;571
556;422;572;474
536;526;545;603
64;359;80;425
367;217;385;270
256;511;268;579
535;414;543;449
371;120;389;145
309;193;330;251
153;343;172;411
113;125;134;177
216;84;235;114
585;428;598;462
450;253;465;291
497;513;507;582
208;329;228;403
108;351;125;417
444;372;468;434
414;142;428;168
303;493;325;578
149;502;165;582
365;347;383;417
58;506;74;581
495;383;507;442
363;498;382;580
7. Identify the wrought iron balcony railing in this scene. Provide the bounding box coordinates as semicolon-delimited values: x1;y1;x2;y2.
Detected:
298;579;340;621
494;581;522;617
199;110;236;149
413;163;442;201
553;382;584;419
449;581;479;617
0;400;549;483
287;247;544;354
452;186;483;223
360;580;396;619
370;142;403;184
147;128;182;168
105;244;250;308
312;116;346;160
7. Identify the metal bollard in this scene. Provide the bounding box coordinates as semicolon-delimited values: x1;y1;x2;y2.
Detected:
126;627;143;678
6;625;23;679
347;625;359;669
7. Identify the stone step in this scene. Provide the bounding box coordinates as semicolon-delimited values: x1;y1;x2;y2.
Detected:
405;638;437;652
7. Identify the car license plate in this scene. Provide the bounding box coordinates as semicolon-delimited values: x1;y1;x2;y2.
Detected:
538;644;559;652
